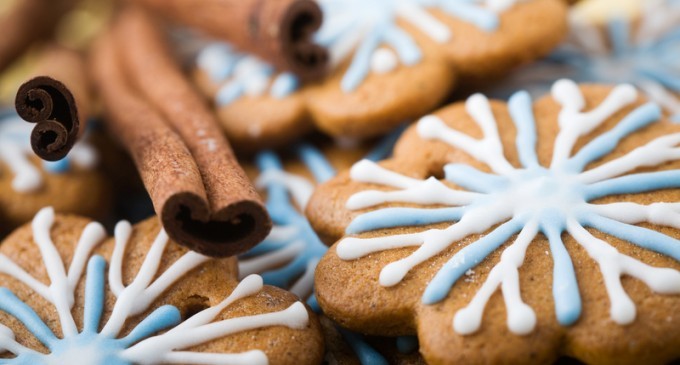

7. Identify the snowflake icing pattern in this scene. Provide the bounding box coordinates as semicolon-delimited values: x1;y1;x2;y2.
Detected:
0;207;308;365
316;0;521;92
196;43;299;106
238;146;332;303
493;2;680;119
0;111;97;193
239;137;407;365
338;79;680;336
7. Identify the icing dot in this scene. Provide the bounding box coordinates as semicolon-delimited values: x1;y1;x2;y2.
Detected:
43;159;70;174
371;48;398;74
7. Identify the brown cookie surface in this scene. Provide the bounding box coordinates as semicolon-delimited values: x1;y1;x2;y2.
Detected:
0;116;111;234
308;82;680;365
0;209;323;364
190;0;568;149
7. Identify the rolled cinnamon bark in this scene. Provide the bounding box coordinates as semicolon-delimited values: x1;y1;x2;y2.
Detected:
91;15;271;257
132;0;327;80
15;46;89;161
0;0;76;73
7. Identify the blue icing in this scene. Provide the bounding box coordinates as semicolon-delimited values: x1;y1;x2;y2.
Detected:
563;102;661;173
246;133;404;290
43;158;70;174
0;255;181;365
296;144;337;183
243;134;405;365
363;123;407;162
306;293;321;313
396;335;418;354
0;110;93;175
540;210;581;326
508;90;540;168
581;212;680;261
336;327;389;365
489;15;680;117
250;152;328;289
316;0;510;92
0;288;59;348
270;73;299;99
118;305;180;347
345;86;680;328
197;42;299;106
347;206;465;234
83;256;107;333
422;217;525;304
584;170;680;200
444;164;509;193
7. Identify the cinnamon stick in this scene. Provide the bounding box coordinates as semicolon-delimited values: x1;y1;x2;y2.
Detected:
90;12;271;257
15;46;89;161
131;0;327;80
0;0;76;73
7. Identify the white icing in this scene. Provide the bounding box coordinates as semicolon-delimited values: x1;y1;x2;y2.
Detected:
340;80;680;335
576;132;680;184
0;114;98;193
550;80;638;168
566;219;680;323
239;240;305;277
0;207;310;364
371;48;398;74
347;163;479;210
256;170;315;209
290;258;319;299
453;220;539;335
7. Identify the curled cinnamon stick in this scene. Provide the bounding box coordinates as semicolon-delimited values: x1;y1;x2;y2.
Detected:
15;46;88;161
90;9;271;257
0;0;76;73
132;0;327;80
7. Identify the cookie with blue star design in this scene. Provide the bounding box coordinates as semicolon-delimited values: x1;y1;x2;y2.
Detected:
0;207;324;365
486;0;680;120
307;80;680;365
192;0;568;151
0;111;111;233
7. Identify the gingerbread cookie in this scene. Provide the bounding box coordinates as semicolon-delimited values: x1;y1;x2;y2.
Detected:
487;0;680;119
0;207;323;364
307;80;680;364
240;137;419;365
0;111;110;233
191;0;568;151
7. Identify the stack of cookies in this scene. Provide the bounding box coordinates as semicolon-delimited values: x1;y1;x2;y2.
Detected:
0;0;678;364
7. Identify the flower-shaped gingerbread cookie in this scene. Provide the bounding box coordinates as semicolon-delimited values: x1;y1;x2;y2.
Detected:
488;0;680;119
307;80;680;365
192;0;568;152
0;111;110;232
0;207;323;365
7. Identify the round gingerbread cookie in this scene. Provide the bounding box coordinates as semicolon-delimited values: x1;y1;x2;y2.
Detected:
307;80;680;365
0;111;111;234
0;207;324;364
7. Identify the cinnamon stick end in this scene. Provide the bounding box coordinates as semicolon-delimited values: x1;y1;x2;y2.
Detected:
30;120;71;161
162;193;272;257
280;0;328;80
15;76;80;161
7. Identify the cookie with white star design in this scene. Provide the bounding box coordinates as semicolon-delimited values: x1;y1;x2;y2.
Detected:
0;207;324;365
237;133;426;365
0;111;111;234
307;80;680;365
191;0;568;151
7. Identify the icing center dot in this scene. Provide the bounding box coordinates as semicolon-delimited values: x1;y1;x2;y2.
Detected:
506;169;585;218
